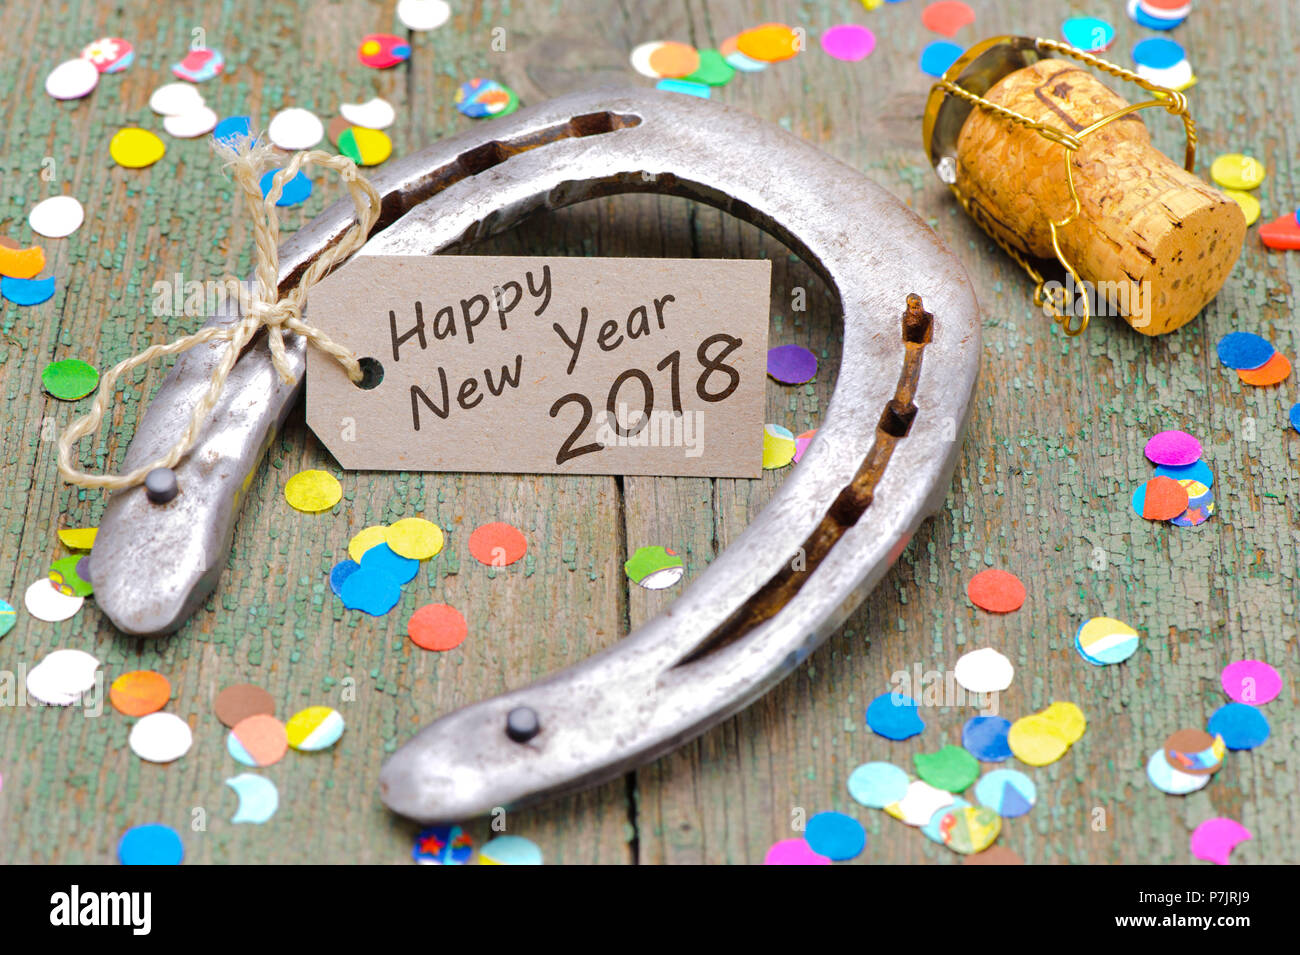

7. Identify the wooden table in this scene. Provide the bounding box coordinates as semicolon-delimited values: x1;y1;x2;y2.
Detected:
2;0;1294;864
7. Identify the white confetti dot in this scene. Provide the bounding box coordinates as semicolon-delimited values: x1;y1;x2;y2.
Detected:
45;58;100;100
397;0;451;31
129;712;194;763
26;649;99;705
24;578;84;622
268;108;324;150
340;97;395;130
954;646;1015;693
149;82;205;117
163;106;219;138
29;195;85;238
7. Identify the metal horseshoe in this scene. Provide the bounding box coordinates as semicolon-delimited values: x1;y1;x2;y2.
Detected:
85;87;980;822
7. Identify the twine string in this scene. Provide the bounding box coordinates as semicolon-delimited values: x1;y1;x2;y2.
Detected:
56;137;382;491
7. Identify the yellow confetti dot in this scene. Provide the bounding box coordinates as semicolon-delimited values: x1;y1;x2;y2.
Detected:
351;126;392;165
1038;700;1086;744
284;469;342;513
762;424;796;469
1210;153;1266;191
57;527;97;550
1223;189;1261;226
110;127;166;168
1007;714;1071;766
385;517;444;560
348;524;389;562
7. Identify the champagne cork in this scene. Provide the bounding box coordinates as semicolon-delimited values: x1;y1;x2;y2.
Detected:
955;58;1245;335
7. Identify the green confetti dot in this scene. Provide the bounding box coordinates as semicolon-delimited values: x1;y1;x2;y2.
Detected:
42;359;99;400
49;555;93;597
913;744;980;793
685;49;736;87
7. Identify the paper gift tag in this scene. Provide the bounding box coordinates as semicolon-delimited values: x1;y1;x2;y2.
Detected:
306;256;771;477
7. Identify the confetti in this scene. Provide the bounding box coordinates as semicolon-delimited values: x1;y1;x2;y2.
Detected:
413;825;474;864
339;567;402;615
866;692;925;741
23;578;83;622
721;35;767;73
358;33;411;69
149;82;205;116
1143;429;1201;466
1132;37;1185;70
282;469;339;513
1169;480;1215;526
214;683;275;728
624;545;684;590
1;276;55;306
940;806;1001;854
455;78;518;118
386;517;445;560
29;195;84;238
1223;189;1260;226
764;838;831;865
1220;660;1281;705
212;115;252;147
684;49;735;86
1131;475;1190;520
1008;714;1070;767
1128;0;1188;30
961;715;1012;762
919;41;963;77
129;712;194;763
360;543;419;584
963;845;1024;865
736;23;801;62
110;128;166;168
163;106;219;138
41;359;99;400
268;107;324;150
919;796;969;844
1190;818;1252;865
885;780;954;826
1154;459;1213;489
762;423;797;469
914;745;979;793
766;344;818;384
285;705;345;751
1165;728;1226;776
0;599;15;639
820;24;876;61
408;603;468;652
1260;214;1300;250
348;525;389;562
1291;402;1300;434
110;671;171;716
1238;351;1290;386
1207;703;1270;750
953;647;1013;693
966;568;1025;613
1075;616;1140;665
226;773;279;824
227;714;289;767
0;243;44;278
1216;331;1274;370
793;429;817;464
468;521;526;566
974;768;1036;818
1146;748;1209;794
257;167;313;207
337;126;393;165
921;1;976;37
398;0;452;31
329;559;359;597
45;58;99;99
1039;701;1086;743
118;824;183;865
804;811;866;861
479;835;544;865
1061;16;1115;52
172;47;224;82
81;37;134;73
25;649;99;705
340;97;396;130
49;555;92;597
1210;154;1266;191
656;78;710;98
847;761;910;808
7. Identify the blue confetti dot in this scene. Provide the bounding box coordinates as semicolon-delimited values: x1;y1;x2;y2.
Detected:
1131;37;1185;70
961;715;1012;761
1207;703;1270;750
866;692;925;740
259;168;313;207
2;275;55;306
212;115;251;148
919;41;963;78
329;559;360;597
118;824;184;865
655;78;710;98
1154;459;1213;489
1127;0;1185;31
974;768;1037;817
1062;17;1114;53
360;543;419;584
804;811;865;861
1217;331;1274;370
847;762;910;808
339;567;402;615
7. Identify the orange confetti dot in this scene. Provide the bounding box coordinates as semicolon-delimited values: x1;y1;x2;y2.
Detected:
1238;351;1291;386
229;714;288;767
408;603;468;651
468;521;527;567
736;23;801;62
966;569;1026;613
1141;475;1190;520
921;1;976;38
0;244;45;279
647;41;700;78
109;670;171;717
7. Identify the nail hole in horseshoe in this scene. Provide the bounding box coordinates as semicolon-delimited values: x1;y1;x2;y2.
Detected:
354;356;385;390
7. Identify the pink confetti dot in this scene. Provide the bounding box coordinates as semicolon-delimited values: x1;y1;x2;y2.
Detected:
764;838;831;865
1190;817;1252;865
1144;430;1202;466
819;24;876;62
1220;660;1281;705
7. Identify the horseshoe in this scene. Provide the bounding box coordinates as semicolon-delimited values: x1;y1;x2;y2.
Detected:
84;87;980;821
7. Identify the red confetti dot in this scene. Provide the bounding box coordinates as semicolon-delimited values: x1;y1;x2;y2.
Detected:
1140;475;1190;520
408;603;468;652
966;569;1026;613
468;521;527;567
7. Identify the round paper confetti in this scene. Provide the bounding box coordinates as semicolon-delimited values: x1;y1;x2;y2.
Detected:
1207;703;1270;750
1;276;55;306
360;543;419;584
468;521;526;566
953;647;1013;693
820;24;876;61
285;705;345;751
1154;459;1213;489
259;167;312;206
0;243;44;279
1144;429;1201;466
24;578;83;622
804;811;866;861
766;344;818;384
921;1;976;37
940;806;1001;854
26;649;99;705
49;555;92;597
338;126;393;166
1132;475;1189;520
1061;17;1115;52
762;423;796;469
847;761;910;808
57;527;97;550
213;115;252;147
1164;728;1225;776
341;97;395;130
624;545;684;590
339;567;402;615
284;469;340;512
919;41;963;77
1291;403;1300;435
966;568;1025;613
268;107;324;150
110;671;171;716
408;603;468;652
922;796;969;843
1008;714;1070;767
1217;331;1274;370
226;773;279;824
887;780;954;827
41;359;99;400
1210;154;1266;191
455;78;518;118
29;195;85;238
81;37;134;73
1039;701;1086;743
1220;660;1281;705
348;524;389;562
110;128;166;168
118;824;183;865
359;33;411;69
129;712;194;763
1223;189;1261;226
214;683;275;728
227;714;289;767
1075;616;1140;665
658;76;710;98
172;47;224;82
479;835;543;865
45;58;99;99
866;692;925;741
1190;818;1252;865
647;41;701;78
329;559;359;597
163;106;219;138
398;0;452;31
1127;0;1186;32
630;42;668;78
913;745;979;793
764;837;830;865
685;49;735;86
736;23;801;62
1238;351;1290;386
1147;748;1209;794
413;825;474;864
387;517;445;560
1170;481;1215;526
974;769;1036;817
962;715;1012;762
1261;213;1300;250
1132;37;1185;70
793;429;817;464
0;599;15;639
149;82;205;116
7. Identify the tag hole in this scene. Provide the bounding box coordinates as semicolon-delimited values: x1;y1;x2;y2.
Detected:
355;357;384;390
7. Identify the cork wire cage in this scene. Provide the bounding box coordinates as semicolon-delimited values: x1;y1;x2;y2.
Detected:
922;35;1198;336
